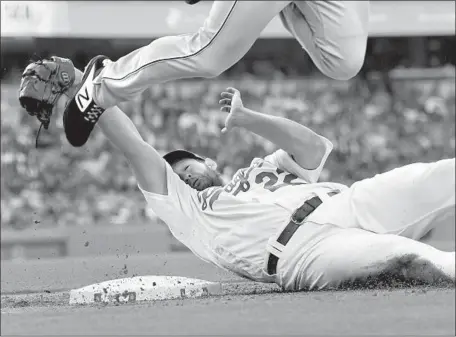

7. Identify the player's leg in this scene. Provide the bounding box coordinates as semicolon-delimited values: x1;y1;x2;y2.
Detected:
92;1;291;109
278;224;455;291
349;158;455;241
279;1;369;80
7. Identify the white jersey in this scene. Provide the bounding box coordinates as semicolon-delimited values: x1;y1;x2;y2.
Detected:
139;138;347;282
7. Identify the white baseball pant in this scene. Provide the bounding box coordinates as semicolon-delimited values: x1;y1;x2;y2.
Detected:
92;1;369;109
276;158;456;291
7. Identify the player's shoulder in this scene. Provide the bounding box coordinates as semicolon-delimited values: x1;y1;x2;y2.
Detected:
235;151;290;176
250;156;271;167
257;150;285;166
250;153;282;170
228;157;275;181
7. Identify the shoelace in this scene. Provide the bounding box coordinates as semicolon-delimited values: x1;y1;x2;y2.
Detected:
83;105;104;124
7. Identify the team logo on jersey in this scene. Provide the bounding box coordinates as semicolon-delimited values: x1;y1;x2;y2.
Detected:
196;160;306;211
197;187;223;211
224;161;262;195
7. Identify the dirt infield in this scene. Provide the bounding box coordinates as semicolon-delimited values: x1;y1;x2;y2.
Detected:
2;239;455;335
1;253;241;294
2;238;453;294
1;285;455;335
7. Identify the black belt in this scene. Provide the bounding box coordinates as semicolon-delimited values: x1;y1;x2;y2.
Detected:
267;191;339;275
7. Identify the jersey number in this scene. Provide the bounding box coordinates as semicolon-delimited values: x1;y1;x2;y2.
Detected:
255;169;304;192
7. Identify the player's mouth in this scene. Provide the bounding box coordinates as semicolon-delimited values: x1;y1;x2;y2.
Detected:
193;177;207;191
194;178;202;190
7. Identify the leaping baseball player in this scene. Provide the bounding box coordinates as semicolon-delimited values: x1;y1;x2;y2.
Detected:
17;61;455;290
18;0;369;147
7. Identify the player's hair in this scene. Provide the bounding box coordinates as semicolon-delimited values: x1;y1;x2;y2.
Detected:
163;150;205;167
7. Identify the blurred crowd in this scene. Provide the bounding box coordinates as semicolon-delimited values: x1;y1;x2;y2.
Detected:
1;68;455;231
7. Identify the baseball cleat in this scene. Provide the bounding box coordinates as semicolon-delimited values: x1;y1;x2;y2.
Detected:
63;55;109;147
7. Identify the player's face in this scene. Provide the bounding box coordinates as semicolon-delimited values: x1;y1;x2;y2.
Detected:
172;158;224;191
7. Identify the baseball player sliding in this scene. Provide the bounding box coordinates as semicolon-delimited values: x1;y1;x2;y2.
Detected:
18;59;455;291
18;0;369;147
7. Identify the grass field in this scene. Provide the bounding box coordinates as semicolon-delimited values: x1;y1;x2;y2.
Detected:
1;245;455;335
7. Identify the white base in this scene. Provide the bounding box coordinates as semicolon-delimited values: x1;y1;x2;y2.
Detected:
69;275;222;305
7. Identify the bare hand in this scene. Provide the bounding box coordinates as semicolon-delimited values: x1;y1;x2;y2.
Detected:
219;87;244;134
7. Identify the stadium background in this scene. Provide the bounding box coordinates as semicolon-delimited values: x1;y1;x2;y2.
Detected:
1;1;455;264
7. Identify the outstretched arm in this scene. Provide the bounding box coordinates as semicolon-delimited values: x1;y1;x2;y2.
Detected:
237;109;329;170
220;88;330;170
97;106;168;195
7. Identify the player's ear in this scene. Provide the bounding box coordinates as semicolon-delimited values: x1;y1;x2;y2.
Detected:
204;158;217;170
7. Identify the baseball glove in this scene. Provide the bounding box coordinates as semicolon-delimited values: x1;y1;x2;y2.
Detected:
18;56;75;146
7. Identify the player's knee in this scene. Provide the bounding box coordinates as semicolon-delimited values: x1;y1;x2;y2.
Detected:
200;62;225;78
191;48;229;78
320;52;365;81
318;42;366;81
200;51;238;78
